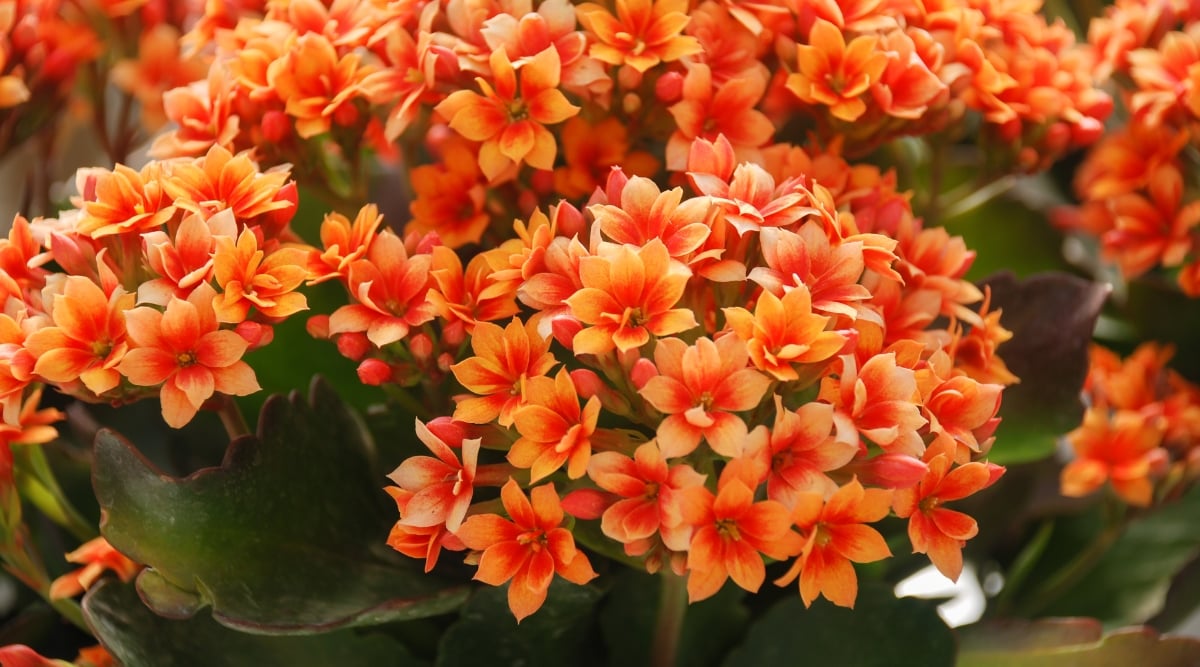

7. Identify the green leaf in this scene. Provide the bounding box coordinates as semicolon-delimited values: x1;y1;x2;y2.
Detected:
978;271;1109;464
722;582;955;667
1037;485;1200;625
599;571;749;667
958;618;1200;667
83;579;425;667
93;377;467;634
435;580;603;667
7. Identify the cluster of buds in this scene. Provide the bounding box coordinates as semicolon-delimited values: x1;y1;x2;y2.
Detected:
1063;343;1200;507
1056;0;1200;296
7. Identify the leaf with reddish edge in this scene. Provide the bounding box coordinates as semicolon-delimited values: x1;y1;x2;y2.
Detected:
93;377;467;635
82;579;422;667
978;271;1110;464
958;618;1200;667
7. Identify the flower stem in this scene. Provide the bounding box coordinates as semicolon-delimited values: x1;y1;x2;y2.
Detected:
1015;500;1127;617
214;396;252;440
651;569;688;667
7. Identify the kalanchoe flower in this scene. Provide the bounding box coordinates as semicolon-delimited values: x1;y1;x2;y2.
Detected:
48;537;141;600
455;479;597;622
450;317;557;427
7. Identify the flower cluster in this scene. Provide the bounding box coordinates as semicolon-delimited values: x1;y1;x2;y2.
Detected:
1063;343;1200;507
1056;0;1200;295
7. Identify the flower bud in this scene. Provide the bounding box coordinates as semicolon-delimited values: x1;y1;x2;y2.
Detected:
357;358;393;385
261;111;292;144
336;332;371;361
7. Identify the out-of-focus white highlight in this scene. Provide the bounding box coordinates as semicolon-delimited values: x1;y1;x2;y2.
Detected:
894;563;987;628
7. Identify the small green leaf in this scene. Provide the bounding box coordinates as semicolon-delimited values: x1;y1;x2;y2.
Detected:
435;580;603;667
958;618;1200;667
93;378;467;634
722;582;955;667
83;579;425;667
978;271;1109;464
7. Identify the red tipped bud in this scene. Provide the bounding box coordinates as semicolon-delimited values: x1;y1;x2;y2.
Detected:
357;358;393;385
336;332;371;361
306;314;331;339
561;488;617;520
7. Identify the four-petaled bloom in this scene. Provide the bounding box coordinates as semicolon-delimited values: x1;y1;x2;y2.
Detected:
456;479;597;622
118;284;261;428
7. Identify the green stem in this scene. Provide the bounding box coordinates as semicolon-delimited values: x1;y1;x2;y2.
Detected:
11;444;96;543
214;396;252;440
1016;503;1127;617
651;569;688;667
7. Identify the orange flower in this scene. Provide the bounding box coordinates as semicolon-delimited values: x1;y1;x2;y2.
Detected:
308;204;384;285
450;318;557;426
161;145;294;224
150;63;241;158
509;368;601;481
589;175;714;260
48;537;141;600
327;231;435;348
679;465;801;602
722;285;847;382
26;276;133;396
212;228;309;323
427;245;521;334
775;478;893;608
750;224;874;321
1061;407;1166;507
918;352;1003;456
576;0;701;73
118;284;261;428
666;63;774;170
787;19;888;122
820;352;927;456
386;486;466;573
435;47;580;181
893;454;1003;581
267;32;376;139
74;163;175;239
0;387;64;447
553;117;660;199
951;289;1019;386
565;239;697;355
689;159;821;237
639;334;772;458
405;137;490;249
387;418;483;532
589;441;705;556
455;479;597;622
1101;164;1200;278
748;398;857;507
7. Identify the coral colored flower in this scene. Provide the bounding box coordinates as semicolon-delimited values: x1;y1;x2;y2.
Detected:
388;418;484;532
455;479;597;622
308;204;385;285
405;137;490;249
951;290;1019;386
386;486;466;573
161;145;294;223
576;0;701;72
510;368;601;481
327;231;435;348
150;64;241;158
918;352;1003;455
893;455;1003;581
589;441;706;555
0;387;64;447
74;163;175;239
427;245;521;334
26;276;133;396
775;478;893;608
118;284;261;428
748;398;857;507
267;32;377;139
48;537;141;600
639;335;772;458
666;63;774;170
749;224;874;320
820;352;927;456
689;159;821;237
722;286;847;382
788;19;889;122
565;239;697;355
1061;407;1166;507
450;318;557;426
212;228;309;323
435;47;580;181
589;175;714;260
139;210;237;306
679;466;801;602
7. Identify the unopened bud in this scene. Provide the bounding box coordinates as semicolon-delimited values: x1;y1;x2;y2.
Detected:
409;333;434;363
336;332;371;361
305;314;330;339
655;71;684;105
357;358;393;386
261;111;292;144
235;321;274;350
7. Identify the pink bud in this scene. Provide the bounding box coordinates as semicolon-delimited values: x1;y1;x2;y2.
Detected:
551;316;583;350
618;64;643;90
570;369;604;398
336;332;371;361
848;453;928;489
437;352;455;373
561;488;616;520
629;357;658;389
235;322;274;350
442;321;466;347
333;102;360;128
409;333;433;362
357;358;393;386
655;71;684;104
261;111;292;144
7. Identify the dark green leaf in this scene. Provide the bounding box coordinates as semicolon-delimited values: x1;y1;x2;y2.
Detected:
83;579;424;667
958;618;1200;667
435;580;602;667
600;571;749;667
722;582;955;667
1037;485;1200;625
93;378;467;634
978;271;1109;464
